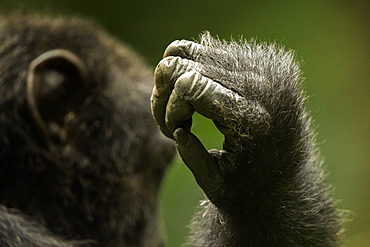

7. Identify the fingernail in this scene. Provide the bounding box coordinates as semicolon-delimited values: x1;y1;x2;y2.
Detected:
173;128;189;145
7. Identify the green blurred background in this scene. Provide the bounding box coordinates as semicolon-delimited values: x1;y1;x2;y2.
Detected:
1;1;368;246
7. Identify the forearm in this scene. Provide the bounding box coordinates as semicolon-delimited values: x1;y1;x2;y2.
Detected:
189;167;342;247
151;34;344;247
187;117;342;246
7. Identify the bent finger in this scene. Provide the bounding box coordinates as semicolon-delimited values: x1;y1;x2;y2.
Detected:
165;71;269;138
163;40;204;60
163;39;228;64
151;56;199;138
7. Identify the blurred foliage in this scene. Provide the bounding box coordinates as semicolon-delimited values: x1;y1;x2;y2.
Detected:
0;0;369;246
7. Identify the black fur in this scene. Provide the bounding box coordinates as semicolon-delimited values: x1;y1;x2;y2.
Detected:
180;33;344;246
0;15;175;247
0;16;344;247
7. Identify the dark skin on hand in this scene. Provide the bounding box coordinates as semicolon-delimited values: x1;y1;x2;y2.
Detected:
151;37;344;246
0;15;344;247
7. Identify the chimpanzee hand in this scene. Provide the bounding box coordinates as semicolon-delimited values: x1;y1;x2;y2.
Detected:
151;38;272;210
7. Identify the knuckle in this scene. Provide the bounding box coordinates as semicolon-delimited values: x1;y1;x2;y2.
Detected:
155;57;197;87
164;39;195;58
163;40;182;57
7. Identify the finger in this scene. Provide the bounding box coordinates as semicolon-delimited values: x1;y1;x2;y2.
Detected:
151;56;200;138
173;128;223;199
163;39;228;64
165;71;269;139
163;40;204;60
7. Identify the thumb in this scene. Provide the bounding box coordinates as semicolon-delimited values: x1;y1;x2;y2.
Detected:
173;128;223;198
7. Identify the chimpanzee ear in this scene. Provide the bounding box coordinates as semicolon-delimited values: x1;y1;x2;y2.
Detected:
27;49;88;137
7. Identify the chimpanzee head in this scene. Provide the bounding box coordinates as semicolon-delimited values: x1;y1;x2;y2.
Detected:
0;15;175;246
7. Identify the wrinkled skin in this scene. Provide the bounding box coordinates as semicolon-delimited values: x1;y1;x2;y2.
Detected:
0;15;344;247
151;37;344;246
152;41;271;209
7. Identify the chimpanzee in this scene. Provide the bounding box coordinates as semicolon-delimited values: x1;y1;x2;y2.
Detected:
0;15;344;246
